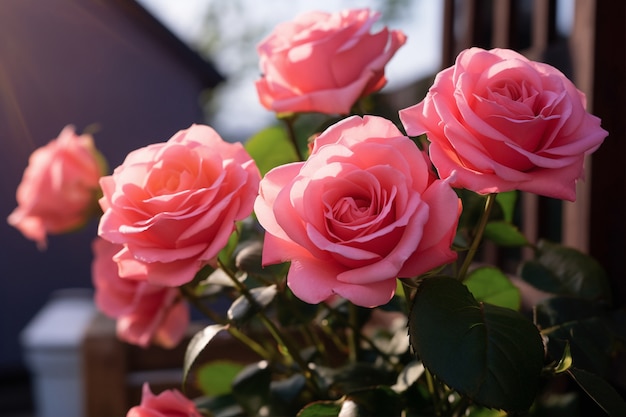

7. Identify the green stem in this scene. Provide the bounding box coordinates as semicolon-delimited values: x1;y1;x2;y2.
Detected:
401;279;416;313
217;259;318;391
425;369;444;415
322;303;399;368
278;289;330;365
178;285;273;361
318;318;349;353
450;395;472;417
347;302;359;362
458;193;497;281
282;115;305;161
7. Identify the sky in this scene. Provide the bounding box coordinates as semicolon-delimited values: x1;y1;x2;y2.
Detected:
135;0;444;141
135;0;573;141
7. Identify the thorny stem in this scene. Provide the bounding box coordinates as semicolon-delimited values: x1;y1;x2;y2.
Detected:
276;287;330;364
216;258;320;393
282;115;305;161
401;279;416;313
178;285;273;362
322;303;399;368
347;302;359;362
426;368;452;416
458;193;497;281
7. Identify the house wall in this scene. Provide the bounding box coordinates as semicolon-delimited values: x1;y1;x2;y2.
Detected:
0;0;221;375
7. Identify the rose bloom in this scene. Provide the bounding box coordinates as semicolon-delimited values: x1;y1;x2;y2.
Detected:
254;115;461;308
8;125;105;248
98;124;261;287
92;238;189;348
255;8;406;115
127;383;202;417
400;47;608;201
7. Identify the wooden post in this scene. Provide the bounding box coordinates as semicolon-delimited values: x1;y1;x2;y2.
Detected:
589;0;626;305
81;313;128;417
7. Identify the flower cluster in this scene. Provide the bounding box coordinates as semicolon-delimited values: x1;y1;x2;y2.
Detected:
9;7;624;417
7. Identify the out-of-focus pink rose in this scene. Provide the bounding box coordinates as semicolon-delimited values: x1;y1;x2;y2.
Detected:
254;115;461;308
92;238;189;348
255;8;406;115
8;125;106;248
98;124;260;287
127;383;202;417
400;47;608;201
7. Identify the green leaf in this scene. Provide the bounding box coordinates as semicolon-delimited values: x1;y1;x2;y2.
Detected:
520;240;611;301
484;221;529;247
245;125;299;175
227;284;278;322
183;324;227;387
232;361;273;415
553;342;573;374
270;374;307;407
234;239;264;274
297;401;343;417
468;406;507;417
196;361;245;396
495;191;517;223
567;367;626;416
534;296;608;329
544;316;614;377
408;276;544;412
298;388;403;417
193;393;243;417
465;266;521;310
344;386;403;416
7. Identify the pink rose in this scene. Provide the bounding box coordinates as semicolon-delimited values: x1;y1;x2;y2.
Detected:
399;47;608;201
127;383;202;417
98;124;260;287
91;238;189;348
255;8;406;115
254;116;461;307
8;125;105;248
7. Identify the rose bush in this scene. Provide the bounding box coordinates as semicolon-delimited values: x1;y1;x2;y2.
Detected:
126;383;202;417
98;124;261;287
399;47;608;201
254;115;461;307
91;238;189;348
11;7;623;417
255;8;406;115
7;125;105;248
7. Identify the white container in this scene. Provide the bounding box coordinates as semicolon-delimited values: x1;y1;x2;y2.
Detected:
20;289;96;417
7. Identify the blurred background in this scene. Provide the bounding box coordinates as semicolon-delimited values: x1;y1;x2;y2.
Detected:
1;1;624;416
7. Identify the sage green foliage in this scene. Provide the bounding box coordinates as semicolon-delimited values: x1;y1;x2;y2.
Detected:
484;221;529;247
465;266;521;310
245;125;299;175
196;361;245;396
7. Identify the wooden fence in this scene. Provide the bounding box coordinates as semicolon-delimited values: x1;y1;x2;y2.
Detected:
441;0;626;304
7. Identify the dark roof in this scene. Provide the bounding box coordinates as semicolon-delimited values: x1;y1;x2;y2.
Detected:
119;0;224;88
